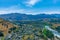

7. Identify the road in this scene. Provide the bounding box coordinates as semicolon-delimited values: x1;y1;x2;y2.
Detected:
45;26;60;38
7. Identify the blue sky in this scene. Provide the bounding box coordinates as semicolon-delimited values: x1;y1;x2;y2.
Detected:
0;0;60;14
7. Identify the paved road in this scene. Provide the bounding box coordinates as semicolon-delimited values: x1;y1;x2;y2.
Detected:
45;26;60;38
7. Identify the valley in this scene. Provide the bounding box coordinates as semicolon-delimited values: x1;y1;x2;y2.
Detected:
0;13;60;40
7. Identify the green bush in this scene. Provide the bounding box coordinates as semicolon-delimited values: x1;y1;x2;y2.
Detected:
43;28;54;39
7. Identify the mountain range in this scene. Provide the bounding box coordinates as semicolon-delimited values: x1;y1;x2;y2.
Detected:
0;13;60;21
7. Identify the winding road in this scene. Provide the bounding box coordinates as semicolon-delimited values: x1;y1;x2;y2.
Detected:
45;26;60;38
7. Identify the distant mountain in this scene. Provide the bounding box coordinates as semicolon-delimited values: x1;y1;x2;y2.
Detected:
0;13;60;21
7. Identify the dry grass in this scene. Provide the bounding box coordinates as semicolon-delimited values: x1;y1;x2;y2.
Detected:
52;24;60;27
0;19;17;36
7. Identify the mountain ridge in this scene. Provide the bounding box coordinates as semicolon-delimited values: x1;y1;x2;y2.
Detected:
0;13;60;21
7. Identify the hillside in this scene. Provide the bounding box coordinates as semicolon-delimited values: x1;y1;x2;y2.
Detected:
0;18;17;37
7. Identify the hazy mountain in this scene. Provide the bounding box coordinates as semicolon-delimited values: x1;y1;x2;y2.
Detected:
0;13;60;21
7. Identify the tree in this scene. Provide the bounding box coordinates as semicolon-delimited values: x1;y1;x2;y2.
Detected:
43;28;54;39
9;27;16;31
0;32;4;37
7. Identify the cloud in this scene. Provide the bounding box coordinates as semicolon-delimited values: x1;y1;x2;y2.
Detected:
24;0;41;7
0;6;26;14
0;9;24;14
0;4;60;15
0;5;36;15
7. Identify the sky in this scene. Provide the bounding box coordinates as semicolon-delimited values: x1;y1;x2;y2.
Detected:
0;0;60;14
